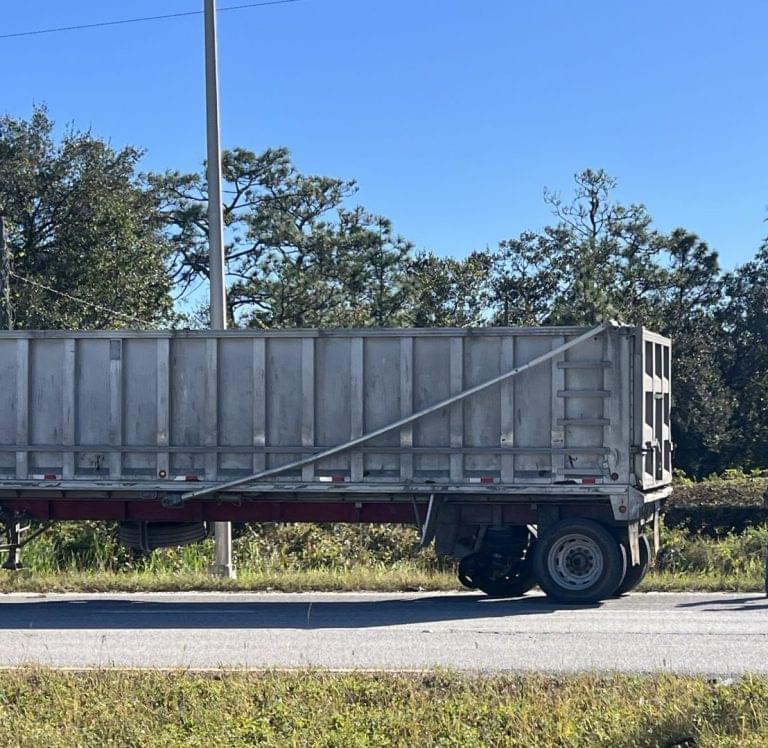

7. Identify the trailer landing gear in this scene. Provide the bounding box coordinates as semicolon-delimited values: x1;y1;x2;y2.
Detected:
0;510;51;571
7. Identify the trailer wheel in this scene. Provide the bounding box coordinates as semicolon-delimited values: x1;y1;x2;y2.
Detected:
615;534;652;596
457;552;536;598
533;519;626;603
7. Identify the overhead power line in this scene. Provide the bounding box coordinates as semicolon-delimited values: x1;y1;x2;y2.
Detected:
0;0;302;41
10;271;155;326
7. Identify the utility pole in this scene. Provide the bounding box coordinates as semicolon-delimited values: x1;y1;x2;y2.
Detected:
0;216;12;332
0;215;21;571
204;0;235;578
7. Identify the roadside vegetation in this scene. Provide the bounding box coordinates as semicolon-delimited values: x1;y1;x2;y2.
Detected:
0;473;765;594
1;669;767;747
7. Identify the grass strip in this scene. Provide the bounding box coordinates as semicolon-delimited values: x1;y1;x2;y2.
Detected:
0;568;763;594
0;669;767;747
0;566;458;594
640;571;764;593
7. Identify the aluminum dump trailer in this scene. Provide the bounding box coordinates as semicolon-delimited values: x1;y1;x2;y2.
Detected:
0;322;672;602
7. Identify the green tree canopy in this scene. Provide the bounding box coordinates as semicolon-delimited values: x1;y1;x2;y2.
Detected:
150;147;412;328
721;239;768;467
487;169;735;476
489;169;667;326
406;250;491;327
0;106;172;329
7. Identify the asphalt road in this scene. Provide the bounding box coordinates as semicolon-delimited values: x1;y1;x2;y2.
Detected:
0;591;766;674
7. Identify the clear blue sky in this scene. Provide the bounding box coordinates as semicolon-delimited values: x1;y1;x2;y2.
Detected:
2;0;767;268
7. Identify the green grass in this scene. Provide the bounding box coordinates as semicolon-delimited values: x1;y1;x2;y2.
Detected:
0;568;764;594
640;571;764;592
1;522;459;592
0;565;458;594
0;569;763;595
0;517;764;594
1;669;767;747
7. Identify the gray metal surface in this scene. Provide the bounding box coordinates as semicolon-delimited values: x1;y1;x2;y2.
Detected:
0;591;764;674
0;324;671;496
181;323;609;500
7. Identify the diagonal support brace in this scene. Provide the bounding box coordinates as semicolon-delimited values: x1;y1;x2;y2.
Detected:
182;322;614;502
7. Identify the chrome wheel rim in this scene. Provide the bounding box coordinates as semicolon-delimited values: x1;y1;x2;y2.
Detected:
546;533;604;591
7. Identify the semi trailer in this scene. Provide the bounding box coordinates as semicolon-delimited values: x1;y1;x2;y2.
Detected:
0;321;672;602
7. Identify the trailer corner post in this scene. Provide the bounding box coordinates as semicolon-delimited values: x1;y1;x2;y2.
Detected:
204;0;235;579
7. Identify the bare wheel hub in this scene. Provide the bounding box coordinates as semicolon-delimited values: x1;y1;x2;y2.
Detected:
546;532;604;591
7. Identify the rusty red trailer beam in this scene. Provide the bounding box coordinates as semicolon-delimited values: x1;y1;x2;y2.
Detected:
0;497;612;526
0;498;426;524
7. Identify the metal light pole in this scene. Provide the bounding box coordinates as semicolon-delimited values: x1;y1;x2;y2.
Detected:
0;216;12;331
204;0;235;578
0;216;22;570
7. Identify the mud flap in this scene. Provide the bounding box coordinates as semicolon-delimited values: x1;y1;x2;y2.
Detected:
627;520;640;566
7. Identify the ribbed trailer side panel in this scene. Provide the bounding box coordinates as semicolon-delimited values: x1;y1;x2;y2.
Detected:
0;326;670;493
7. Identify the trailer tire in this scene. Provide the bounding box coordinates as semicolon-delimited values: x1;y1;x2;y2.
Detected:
615;534;652;596
478;574;536;598
457;552;536;598
533;519;626;603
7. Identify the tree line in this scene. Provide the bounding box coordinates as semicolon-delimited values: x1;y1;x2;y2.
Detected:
0;107;765;476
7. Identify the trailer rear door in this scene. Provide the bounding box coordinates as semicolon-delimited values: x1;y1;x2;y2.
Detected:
635;328;672;490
